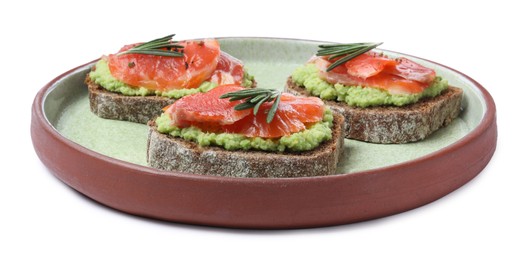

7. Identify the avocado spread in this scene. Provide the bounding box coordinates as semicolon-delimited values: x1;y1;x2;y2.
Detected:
89;59;254;98
291;64;448;107
155;109;334;152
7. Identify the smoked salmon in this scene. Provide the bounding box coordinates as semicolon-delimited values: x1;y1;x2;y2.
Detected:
210;52;245;86
311;52;436;95
107;39;245;91
165;85;325;138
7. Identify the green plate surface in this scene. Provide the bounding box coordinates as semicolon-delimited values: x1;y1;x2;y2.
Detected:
46;38;482;175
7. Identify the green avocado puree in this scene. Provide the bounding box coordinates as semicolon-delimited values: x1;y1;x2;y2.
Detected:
155;108;334;152
89;59;254;98
291;64;448;107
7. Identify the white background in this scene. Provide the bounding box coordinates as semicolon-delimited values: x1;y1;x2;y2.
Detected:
2;0;521;259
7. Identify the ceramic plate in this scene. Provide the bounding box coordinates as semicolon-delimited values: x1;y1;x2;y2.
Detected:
31;37;496;229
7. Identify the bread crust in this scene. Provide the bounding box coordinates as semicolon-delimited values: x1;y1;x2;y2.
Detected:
146;114;345;178
86;75;174;124
86;75;257;124
286;77;463;144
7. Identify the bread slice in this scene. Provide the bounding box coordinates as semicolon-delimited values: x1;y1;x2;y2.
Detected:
86;75;256;124
146;114;345;178
86;75;175;124
286;77;463;144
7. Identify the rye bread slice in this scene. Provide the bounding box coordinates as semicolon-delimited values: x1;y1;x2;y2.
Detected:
86;75;257;124
86;75;174;124
286;77;463;144
146;114;345;178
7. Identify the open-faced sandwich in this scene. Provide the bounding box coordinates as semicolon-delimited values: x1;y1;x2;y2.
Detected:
86;34;255;124
286;42;463;144
147;84;345;178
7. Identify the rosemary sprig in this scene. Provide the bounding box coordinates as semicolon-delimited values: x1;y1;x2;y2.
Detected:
220;88;282;123
117;34;184;57
317;42;383;71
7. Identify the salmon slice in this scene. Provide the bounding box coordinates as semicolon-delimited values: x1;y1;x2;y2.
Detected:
312;52;436;94
223;93;325;138
166;85;250;129
107;39;220;91
209;52;245;85
345;52;397;79
164;85;325;138
392;57;436;83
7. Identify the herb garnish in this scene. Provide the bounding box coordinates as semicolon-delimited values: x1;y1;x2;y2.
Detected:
117;34;184;57
220;88;282;123
316;42;383;71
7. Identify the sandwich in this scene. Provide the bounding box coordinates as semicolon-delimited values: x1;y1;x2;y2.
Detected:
147;84;345;178
286;42;462;144
85;34;255;124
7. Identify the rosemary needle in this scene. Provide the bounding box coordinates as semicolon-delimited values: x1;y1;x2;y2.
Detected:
317;42;383;71
220;88;282;123
118;34;184;57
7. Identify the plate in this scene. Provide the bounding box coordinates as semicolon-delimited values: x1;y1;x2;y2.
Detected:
31;37;497;229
